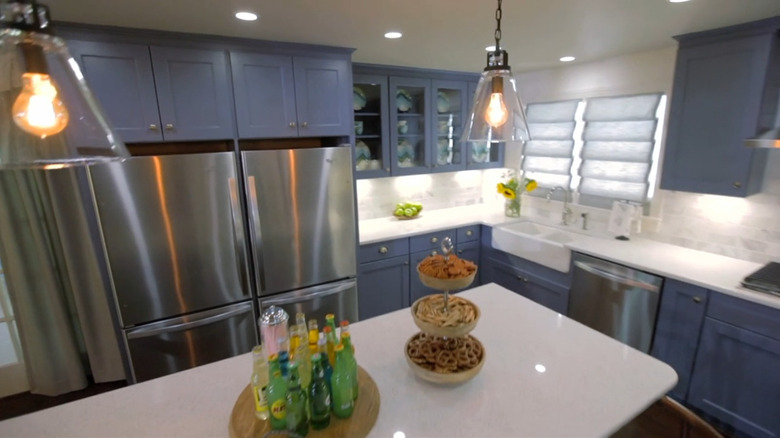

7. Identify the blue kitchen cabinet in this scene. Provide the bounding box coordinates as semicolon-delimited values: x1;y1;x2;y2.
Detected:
231;53;352;139
353;74;391;178
430;79;468;173
357;255;410;321
486;256;570;314
390;76;432;175
660;18;779;197
68;41;234;143
688;293;780;438
650;279;709;402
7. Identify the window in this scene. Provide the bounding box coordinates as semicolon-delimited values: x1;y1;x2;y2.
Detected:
522;93;665;211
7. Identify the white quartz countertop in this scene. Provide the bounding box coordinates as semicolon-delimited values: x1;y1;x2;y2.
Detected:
0;284;678;438
360;205;780;310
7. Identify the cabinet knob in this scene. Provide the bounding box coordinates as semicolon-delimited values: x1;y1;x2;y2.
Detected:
404;261;409;266
301;121;308;128
431;237;438;244
458;250;463;254
378;246;388;254
289;122;297;128
693;296;702;303
733;181;742;189
164;123;174;130
430;250;438;257
516;275;528;283
466;230;473;236
149;124;158;131
385;168;390;172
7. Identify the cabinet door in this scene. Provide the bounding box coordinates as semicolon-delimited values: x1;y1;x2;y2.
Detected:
660;34;772;196
487;258;568;314
150;47;234;141
357;256;410;320
390;77;431;175
353;74;390;178
293;57;352;137
410;249;440;305
688;318;780;438
230;52;297;139
67;40;163;143
430;80;467;173
650;279;709;402
455;241;480;289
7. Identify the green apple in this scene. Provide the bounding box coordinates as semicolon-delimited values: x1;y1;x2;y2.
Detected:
404;208;414;217
394;207;404;216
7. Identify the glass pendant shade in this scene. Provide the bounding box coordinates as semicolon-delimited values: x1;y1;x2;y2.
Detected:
462;68;530;143
0;1;129;169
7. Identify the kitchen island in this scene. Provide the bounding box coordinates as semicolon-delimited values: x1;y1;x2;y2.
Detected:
0;284;677;437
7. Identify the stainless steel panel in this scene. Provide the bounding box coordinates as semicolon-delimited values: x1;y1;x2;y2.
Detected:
259;278;359;326
568;253;663;353
123;301;254;383
243;147;357;295
89;153;250;326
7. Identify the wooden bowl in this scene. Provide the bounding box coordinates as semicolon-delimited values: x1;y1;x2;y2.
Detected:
404;334;485;384
417;265;477;291
411;294;480;338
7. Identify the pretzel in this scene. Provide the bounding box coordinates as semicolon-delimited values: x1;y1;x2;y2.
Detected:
406;333;483;374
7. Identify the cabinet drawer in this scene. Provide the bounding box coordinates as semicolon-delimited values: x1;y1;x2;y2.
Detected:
409;229;457;253
707;292;780;341
457;225;480;243
359;238;409;264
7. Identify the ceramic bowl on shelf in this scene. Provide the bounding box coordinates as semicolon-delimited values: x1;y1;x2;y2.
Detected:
397;89;413;112
437;91;451;113
397;139;415;167
355;120;364;135
353;86;367;111
405;332;485;384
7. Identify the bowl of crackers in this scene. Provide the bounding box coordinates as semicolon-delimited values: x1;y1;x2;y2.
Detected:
417;253;478;291
411;294;480;338
405;332;485;384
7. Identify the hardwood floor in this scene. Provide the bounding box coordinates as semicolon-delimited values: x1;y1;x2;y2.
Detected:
0;378;126;422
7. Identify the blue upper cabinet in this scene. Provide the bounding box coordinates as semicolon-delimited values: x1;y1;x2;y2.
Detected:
431;80;467;173
390;76;432;175
149;47;234;141
67;40;163;143
231;53;352;139
661;18;779;197
353;74;391;178
68;40;234;143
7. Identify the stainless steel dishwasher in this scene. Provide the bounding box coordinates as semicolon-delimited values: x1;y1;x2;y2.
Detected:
568;253;663;353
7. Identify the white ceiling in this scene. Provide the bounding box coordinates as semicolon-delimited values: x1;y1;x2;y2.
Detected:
44;0;780;73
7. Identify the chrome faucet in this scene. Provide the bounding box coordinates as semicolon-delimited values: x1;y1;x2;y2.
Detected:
547;186;574;226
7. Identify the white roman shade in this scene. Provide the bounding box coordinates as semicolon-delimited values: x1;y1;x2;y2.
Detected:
522;100;579;191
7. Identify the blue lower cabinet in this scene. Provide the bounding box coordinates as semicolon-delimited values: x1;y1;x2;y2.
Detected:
357;255;410;320
486;257;569;314
688;317;780;438
650;279;709;402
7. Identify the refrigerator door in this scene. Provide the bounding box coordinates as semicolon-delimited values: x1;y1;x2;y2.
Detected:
259;278;359;327
124;300;255;383
89;153;250;327
243;147;357;295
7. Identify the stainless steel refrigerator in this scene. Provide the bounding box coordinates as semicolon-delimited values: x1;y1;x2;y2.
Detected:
89;147;358;383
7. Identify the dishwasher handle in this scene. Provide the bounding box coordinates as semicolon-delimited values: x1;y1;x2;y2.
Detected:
574;260;661;293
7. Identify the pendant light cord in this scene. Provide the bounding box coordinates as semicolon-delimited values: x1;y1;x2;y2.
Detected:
494;0;502;52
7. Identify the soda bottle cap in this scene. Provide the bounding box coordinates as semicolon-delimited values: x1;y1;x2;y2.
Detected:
269;353;279;362
342;332;351;339
335;344;344;352
323;326;332;333
340;321;349;327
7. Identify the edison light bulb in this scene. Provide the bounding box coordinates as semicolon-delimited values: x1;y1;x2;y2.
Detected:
12;72;69;138
484;92;509;128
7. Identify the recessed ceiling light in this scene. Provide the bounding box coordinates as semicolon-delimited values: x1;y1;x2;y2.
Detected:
560;56;576;62
485;45;496;51
384;31;402;39
668;0;690;3
235;11;258;21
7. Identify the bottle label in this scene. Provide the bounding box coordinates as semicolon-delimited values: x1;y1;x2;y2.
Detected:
253;386;268;413
271;399;287;420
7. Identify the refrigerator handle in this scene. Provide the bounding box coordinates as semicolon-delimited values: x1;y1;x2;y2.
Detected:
125;303;253;340
228;177;249;296
246;175;266;292
261;279;357;307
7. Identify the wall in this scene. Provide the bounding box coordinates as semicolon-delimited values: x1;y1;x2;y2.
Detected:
357;46;780;264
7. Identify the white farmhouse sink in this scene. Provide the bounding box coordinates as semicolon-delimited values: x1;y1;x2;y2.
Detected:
491;221;576;273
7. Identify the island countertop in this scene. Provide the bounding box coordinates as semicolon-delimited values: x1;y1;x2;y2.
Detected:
0;284;677;438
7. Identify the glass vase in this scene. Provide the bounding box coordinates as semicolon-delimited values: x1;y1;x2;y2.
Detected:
505;196;521;217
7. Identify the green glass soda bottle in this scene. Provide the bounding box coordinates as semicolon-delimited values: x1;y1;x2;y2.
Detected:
331;344;354;418
309;353;331;430
250;345;270;420
340;332;359;401
325;315;339;365
318;333;333;392
265;354;288;430
285;362;309;437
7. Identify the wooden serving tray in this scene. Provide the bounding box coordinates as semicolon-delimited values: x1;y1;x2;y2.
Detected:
229;366;380;438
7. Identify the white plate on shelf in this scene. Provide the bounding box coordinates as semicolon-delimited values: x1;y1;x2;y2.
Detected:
353;86;367;111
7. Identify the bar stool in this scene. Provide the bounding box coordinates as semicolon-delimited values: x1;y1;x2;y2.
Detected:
611;396;725;438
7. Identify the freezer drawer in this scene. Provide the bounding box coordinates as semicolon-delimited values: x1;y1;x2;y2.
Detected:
259;278;358;327
124;301;255;383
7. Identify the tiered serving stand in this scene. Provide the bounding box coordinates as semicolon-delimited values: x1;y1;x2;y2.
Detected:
405;238;485;384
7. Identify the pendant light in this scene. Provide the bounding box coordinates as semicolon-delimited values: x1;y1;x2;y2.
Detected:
461;0;530;144
0;0;129;168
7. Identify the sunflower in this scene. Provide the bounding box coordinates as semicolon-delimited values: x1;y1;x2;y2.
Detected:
497;183;517;199
525;180;538;192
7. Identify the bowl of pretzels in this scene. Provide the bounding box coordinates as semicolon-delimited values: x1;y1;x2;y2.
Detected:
405;332;485;384
417;253;478;291
411;294;480;338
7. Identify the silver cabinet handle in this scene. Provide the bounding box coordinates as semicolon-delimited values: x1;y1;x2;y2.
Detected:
289;122;297;128
126;302;252;339
378;246;388;254
149;124;158;130
574;260;660;293
165;123;174;130
693;296;702;303
246;175;266;292
302;121;308;128
466;230;473;236
228;177;249;297
431;237;439;243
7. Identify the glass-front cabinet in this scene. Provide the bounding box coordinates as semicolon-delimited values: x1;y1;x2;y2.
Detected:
353;74;390;177
389;77;430;175
465;81;505;169
431;80;467;173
